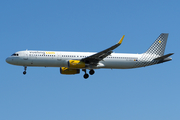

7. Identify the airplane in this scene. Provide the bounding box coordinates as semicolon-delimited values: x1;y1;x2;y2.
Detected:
6;33;173;79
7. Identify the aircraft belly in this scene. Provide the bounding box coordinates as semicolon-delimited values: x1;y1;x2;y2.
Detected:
102;60;136;69
23;58;64;67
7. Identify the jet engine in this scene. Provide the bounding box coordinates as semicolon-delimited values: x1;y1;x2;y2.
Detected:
60;67;80;75
68;60;85;68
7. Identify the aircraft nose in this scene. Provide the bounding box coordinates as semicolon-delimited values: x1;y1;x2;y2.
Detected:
6;57;12;64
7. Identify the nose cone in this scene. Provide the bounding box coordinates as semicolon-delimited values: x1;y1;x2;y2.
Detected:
6;57;11;64
6;57;15;65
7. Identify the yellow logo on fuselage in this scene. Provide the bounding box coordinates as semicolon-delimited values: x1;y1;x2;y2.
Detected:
46;52;55;54
159;40;162;43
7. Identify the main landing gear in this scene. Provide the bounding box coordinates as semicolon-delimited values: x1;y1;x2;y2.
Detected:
23;66;27;75
82;69;95;79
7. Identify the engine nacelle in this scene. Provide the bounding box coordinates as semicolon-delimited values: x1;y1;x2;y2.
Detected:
68;60;85;68
60;67;80;75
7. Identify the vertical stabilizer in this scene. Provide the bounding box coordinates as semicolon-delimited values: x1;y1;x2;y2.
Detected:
145;33;168;56
134;33;170;68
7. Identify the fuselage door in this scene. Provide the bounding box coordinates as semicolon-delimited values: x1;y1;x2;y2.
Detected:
57;52;62;61
23;51;28;60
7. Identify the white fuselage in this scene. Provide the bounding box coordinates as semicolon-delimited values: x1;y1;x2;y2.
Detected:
5;33;173;79
6;50;143;69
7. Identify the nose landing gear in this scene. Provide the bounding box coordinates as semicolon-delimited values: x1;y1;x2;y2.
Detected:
23;66;27;75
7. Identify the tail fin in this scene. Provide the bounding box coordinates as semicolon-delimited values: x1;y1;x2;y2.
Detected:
145;33;168;56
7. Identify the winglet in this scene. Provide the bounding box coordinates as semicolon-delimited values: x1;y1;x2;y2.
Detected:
118;35;125;44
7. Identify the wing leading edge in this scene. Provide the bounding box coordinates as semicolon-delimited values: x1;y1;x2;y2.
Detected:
81;35;125;65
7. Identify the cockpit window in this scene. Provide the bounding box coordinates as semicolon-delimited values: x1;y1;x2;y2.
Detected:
11;53;19;56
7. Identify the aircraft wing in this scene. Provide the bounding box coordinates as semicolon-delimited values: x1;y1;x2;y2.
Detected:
81;35;125;65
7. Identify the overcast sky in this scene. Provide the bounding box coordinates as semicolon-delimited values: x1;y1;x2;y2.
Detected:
1;0;180;120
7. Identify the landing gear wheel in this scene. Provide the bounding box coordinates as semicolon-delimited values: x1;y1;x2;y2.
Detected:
84;74;89;79
23;71;26;75
23;66;27;75
82;69;89;79
89;69;95;75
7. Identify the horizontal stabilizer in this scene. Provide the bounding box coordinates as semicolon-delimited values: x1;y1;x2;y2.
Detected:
153;53;174;61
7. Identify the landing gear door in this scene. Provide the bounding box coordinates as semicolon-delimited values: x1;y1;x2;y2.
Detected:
23;51;28;60
57;52;61;61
